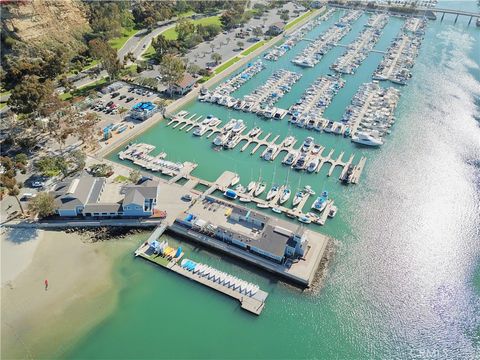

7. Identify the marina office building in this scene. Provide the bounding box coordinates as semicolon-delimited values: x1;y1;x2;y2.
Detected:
174;198;312;268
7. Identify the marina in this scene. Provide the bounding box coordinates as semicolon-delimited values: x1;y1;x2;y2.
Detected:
292;9;363;68
167;111;366;184
330;13;389;75
372;17;427;84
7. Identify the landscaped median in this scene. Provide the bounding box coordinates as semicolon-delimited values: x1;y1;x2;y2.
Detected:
285;9;315;30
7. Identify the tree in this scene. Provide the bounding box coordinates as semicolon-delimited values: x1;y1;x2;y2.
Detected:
144;16;157;31
7;76;55;115
35;156;68;177
152;34;172;61
158;54;185;96
253;27;263;37
129;169;141;184
90;163;113;177
88;39;122;80
175;18;195;42
187;64;202;75
211;52;222;65
28;192;56;218
237;41;244;49
220;11;237;30
280;12;290;23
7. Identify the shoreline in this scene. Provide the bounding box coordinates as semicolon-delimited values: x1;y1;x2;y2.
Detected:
0;229;136;359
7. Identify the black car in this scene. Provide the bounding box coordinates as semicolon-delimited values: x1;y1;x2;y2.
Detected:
106;101;114;107
119;95;126;100
111;92;120;98
126;97;134;102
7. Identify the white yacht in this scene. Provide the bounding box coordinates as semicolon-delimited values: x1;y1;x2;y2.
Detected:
311;144;322;154
283;136;295;147
304;185;316;195
351;132;384;146
254;182;267;196
306;158;319;173
248;127;261;138
193;125;207;136
223;119;238;131
292;191;305;207
282;151;297;166
279;187;291;205
263;144;277;161
213;133;228;146
266;185;279;201
232;119;244;133
247;181;257;192
230;174;240;187
301;137;314;152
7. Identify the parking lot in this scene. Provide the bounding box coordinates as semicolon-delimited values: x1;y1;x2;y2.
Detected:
88;82;164;143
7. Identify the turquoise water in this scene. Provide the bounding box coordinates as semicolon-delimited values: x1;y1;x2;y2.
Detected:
68;3;480;359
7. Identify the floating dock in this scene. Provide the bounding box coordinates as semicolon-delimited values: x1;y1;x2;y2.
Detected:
134;239;268;315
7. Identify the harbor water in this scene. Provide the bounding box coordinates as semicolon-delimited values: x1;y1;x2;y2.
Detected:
67;2;479;358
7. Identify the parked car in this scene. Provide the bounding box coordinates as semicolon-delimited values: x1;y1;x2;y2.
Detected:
31;181;44;188
126;97;134;102
119;95;126;100
111;92;120;98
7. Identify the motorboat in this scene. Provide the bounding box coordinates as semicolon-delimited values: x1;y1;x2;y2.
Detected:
235;184;246;194
223;119;238;131
301;137;314;152
247;181;257;192
224;189;238;200
193;125;207;136
232;119;244;133
263;144;277;161
254;181;267;196
248;127;261;138
282;151;297;166
213;133;228;146
292;191;305;207
328;205;338;218
351;131;384;146
306;158;319;173
266;185;279;201
256;202;270;209
341;164;354;183
279;187;291;205
239;196;251;203
298;215;312;224
294;153;307;170
304;185;315;195
271;207;282;214
311;144;322;154
230;174;240;186
283;136;295;147
224;135;239;149
311;191;328;212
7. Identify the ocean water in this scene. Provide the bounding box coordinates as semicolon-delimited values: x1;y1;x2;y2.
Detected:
67;2;480;359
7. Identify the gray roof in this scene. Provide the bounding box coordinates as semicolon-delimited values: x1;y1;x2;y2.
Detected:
87;178;106;203
123;182;159;205
216;222;288;258
83;203;122;213
231;206;269;225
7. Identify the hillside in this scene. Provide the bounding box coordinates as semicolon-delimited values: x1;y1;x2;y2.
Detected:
1;0;90;47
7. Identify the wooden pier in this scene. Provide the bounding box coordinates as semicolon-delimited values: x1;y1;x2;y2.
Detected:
135;241;268;315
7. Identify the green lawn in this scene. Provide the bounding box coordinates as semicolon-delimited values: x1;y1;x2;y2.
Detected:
240;40;267;56
60;77;109;101
109;27;140;50
161;15;221;41
214;56;241;74
284;10;315;30
0;102;6;110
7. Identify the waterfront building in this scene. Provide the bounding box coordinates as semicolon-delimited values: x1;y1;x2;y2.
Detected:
129;102;157;121
174;199;308;265
168;73;197;95
53;175;160;218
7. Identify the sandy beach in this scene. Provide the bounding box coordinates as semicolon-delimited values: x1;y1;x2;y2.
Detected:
1;228;135;359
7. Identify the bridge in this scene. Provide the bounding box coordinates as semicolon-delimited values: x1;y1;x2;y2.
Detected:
423;7;480;25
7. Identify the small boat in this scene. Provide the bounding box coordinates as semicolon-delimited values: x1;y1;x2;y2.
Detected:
311;144;322;154
263;144;277;161
230;174;240;186
224;189;238;200
351;131;383;146
232;119;244;133
306;158;319;173
213;133;228;146
311;191;328;212
256;202;270;209
279;187;291;205
301;136;314;152
239;196;251;203
272;207;282;214
341;165;354;183
193;125;206;136
254;181;267;196
283;136;295;147
235;184;246;194
248;127;261;138
298;215;312;224
247;181;257;192
328;205;337;218
304;185;315;195
223;119;238;131
294;153;307;170
266;185;279;201
282;151;297;166
292;191;305;206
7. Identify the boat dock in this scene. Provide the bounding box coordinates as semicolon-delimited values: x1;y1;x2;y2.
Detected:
167;112;366;184
134;240;268;315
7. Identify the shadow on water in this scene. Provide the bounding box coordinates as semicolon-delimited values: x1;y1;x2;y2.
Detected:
3;228;39;244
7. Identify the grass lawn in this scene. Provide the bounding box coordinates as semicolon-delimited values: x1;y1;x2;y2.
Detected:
109;27;140;50
284;10;315;30
60;77;109;101
114;175;129;183
162;15;221;41
0;102;6;110
214;56;241;75
240;40;267;56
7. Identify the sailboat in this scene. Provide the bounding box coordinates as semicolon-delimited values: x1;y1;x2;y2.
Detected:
254;181;267;197
278;169;291;205
266;165;279;201
230;173;240;187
